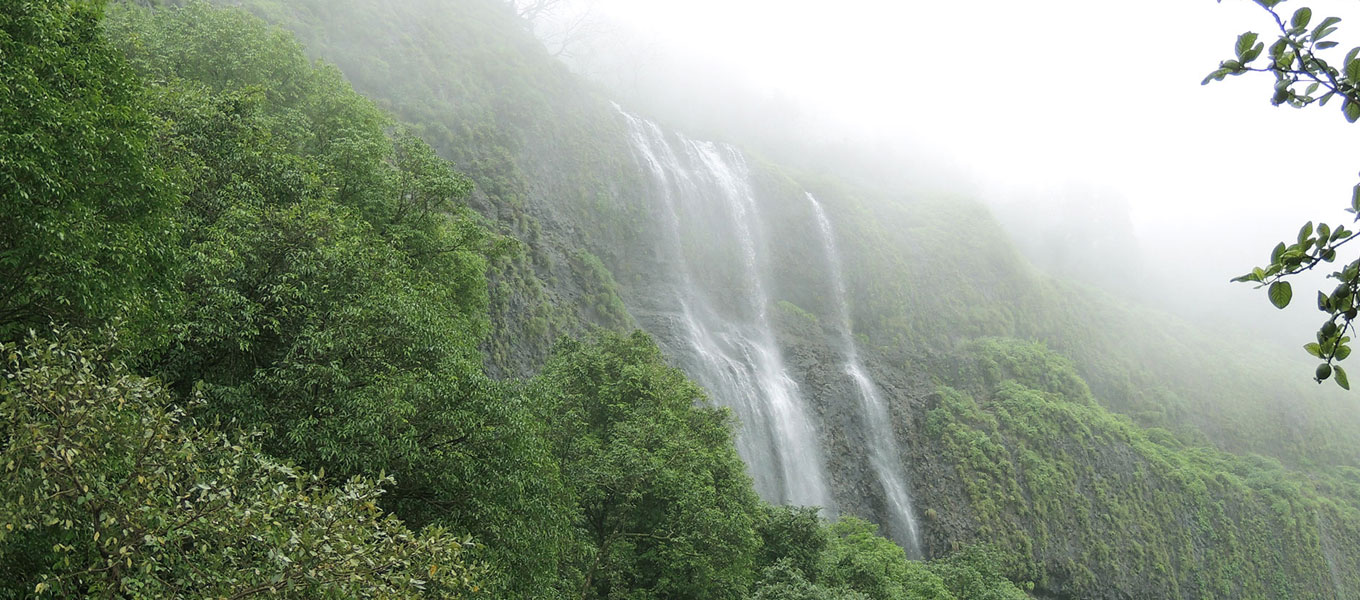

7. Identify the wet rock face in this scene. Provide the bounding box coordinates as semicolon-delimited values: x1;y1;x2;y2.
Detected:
770;301;871;516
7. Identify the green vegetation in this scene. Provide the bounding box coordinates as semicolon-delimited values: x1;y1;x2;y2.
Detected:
0;0;177;347
544;332;762;598
749;509;1027;600
925;337;1360;598
6;0;1360;598
103;4;569;593
1;332;482;598
229;0;650;376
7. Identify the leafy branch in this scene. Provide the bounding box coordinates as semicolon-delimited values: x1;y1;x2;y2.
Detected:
1209;0;1360;388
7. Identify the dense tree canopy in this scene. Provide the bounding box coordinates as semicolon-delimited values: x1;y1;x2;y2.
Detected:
544;331;763;599
0;0;177;346
0;332;482;598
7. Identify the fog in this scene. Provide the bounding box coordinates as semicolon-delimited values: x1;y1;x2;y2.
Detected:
529;0;1360;357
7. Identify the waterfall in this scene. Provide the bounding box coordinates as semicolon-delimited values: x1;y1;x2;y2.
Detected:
617;107;833;510
806;193;924;557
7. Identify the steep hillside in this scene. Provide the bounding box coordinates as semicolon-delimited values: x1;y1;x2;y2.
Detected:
921;339;1360;599
235;0;649;376
229;0;1360;468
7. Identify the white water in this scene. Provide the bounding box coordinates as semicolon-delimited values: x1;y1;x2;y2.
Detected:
617;107;833;510
807;193;923;557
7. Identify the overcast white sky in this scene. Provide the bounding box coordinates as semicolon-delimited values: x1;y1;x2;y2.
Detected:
583;0;1357;216
553;0;1360;344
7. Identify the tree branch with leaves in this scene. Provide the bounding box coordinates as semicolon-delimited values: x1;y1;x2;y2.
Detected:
1208;0;1360;388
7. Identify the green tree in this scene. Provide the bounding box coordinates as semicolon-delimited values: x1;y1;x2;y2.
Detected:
0;0;178;345
0;331;483;598
749;560;870;600
1209;0;1360;388
543;331;762;600
926;547;1030;600
754;505;831;581
817;517;954;600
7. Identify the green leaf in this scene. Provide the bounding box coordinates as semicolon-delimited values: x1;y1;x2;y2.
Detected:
1299;221;1314;244
1338;344;1352;360
1306;342;1324;357
1274;89;1290;106
1337;365;1350;389
1317;41;1339;50
1270;281;1294;309
1283;248;1305;267
1319;291;1332;311
1244;42;1265;62
1293;7;1313;30
1272;241;1287;263
1245;43;1267;62
1271;38;1290;61
1346;100;1360;123
1315;16;1342;39
1202;68;1232;85
1347;56;1360;83
1236;32;1259;59
1277;50;1297;70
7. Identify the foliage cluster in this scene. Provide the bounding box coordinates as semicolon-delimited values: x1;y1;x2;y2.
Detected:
1;333;482;598
0;0;177;347
750;508;1027;600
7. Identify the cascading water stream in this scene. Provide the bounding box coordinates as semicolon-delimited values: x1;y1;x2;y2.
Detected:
616;106;833;510
806;192;924;557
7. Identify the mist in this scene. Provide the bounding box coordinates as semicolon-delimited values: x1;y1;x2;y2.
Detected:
531;0;1360;358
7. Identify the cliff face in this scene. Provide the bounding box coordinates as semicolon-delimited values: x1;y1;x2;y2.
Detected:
226;1;1360;597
